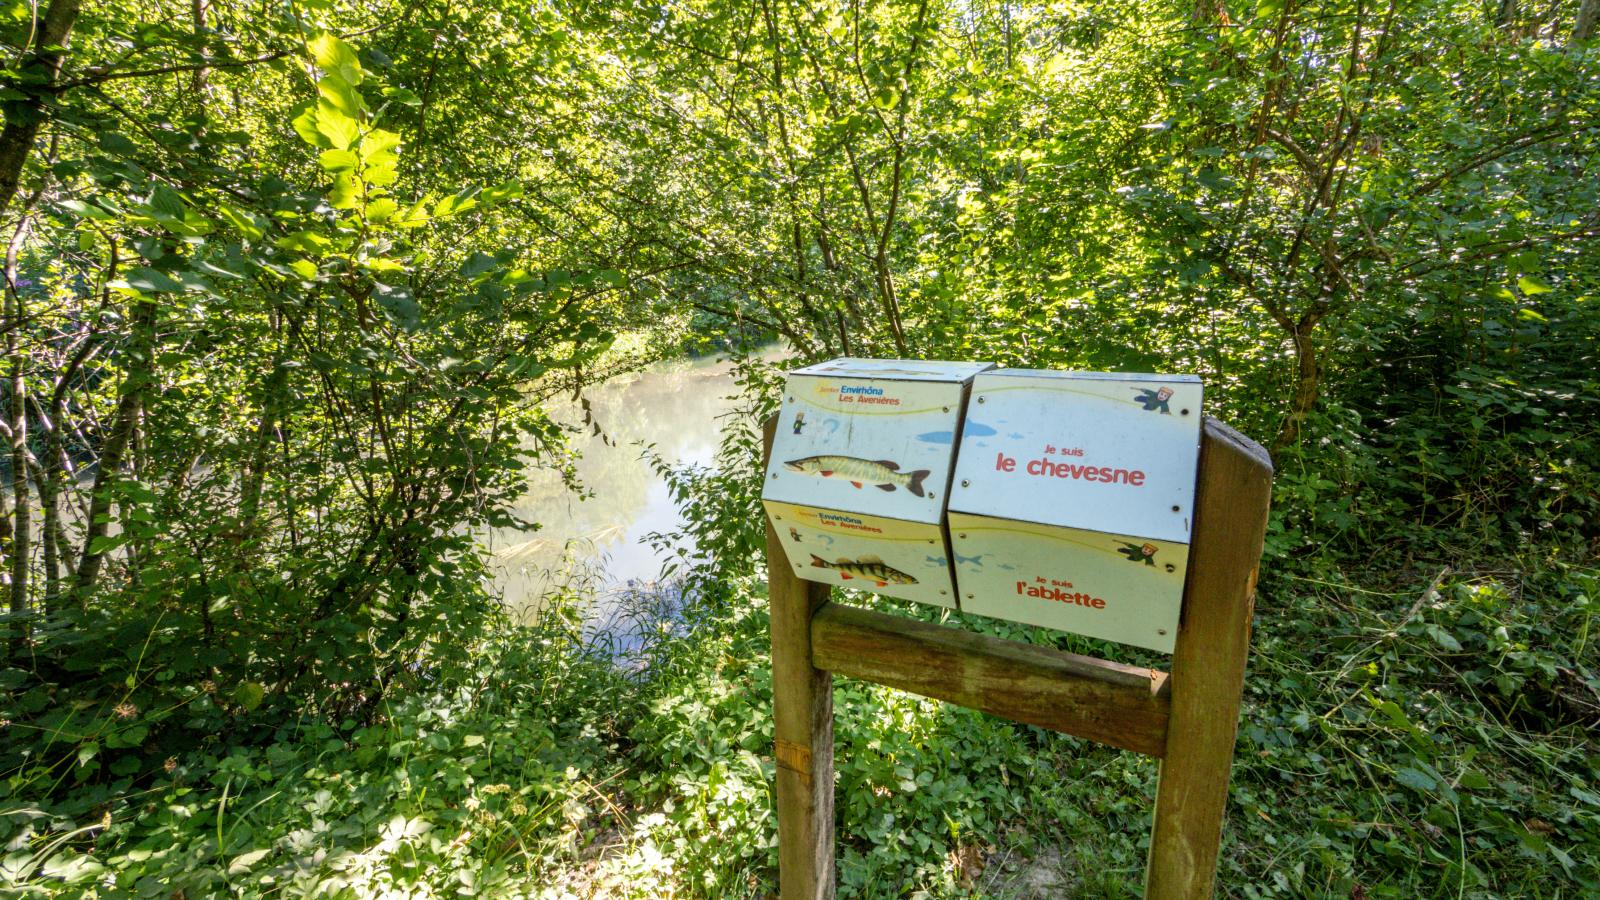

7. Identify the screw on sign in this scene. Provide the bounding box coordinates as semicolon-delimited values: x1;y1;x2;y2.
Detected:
761;362;1274;900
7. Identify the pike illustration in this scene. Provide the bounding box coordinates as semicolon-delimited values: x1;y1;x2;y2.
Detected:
782;456;931;496
809;554;919;587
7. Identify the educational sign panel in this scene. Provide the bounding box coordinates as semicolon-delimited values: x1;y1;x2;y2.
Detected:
948;513;1189;652
762;358;993;604
946;369;1203;650
764;501;957;609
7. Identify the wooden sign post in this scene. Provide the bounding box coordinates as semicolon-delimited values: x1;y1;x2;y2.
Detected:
762;413;1273;900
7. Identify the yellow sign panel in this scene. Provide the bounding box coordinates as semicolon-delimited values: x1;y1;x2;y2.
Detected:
764;501;957;609
948;511;1188;653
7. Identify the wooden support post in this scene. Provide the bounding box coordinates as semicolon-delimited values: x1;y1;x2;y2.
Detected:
764;416;836;900
1146;418;1274;900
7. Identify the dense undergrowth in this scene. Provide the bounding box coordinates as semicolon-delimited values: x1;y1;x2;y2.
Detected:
4;354;1596;898
4;553;1594;898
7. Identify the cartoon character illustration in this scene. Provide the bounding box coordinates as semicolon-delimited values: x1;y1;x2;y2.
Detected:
782;456;931;496
809;554;919;587
789;527;802;543
792;412;805;434
1133;386;1174;414
1117;542;1159;566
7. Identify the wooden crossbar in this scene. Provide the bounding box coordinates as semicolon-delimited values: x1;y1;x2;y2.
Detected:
811;602;1171;757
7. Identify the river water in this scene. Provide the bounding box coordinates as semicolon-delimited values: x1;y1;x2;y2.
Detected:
482;353;769;625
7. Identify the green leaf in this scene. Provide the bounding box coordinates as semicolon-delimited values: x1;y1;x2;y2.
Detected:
1458;769;1491;790
482;179;523;203
1425;624;1462;652
381;85;422;107
57;199;114;219
434;188;480;218
149;184;186;221
1395;766;1436;793
228;848;272;875
329;173;361;209
314;98;361;151
319;148;360;173
365;198;398;222
216;204;264;240
122;266;185;294
393;197;430;228
318;75;365;120
278;231;334;253
288;259;320;280
462;735;485;748
361;129;402;160
234;682;266;712
309;34;363;85
362;157;397;187
1517;275;1553;295
290;98;332;149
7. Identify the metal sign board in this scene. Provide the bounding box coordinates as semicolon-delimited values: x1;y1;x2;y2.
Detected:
764;501;957;609
762;358;993;603
946;370;1203;652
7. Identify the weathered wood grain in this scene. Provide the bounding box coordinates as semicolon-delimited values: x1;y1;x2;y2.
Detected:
812;602;1172;757
1145;417;1274;900
763;415;836;900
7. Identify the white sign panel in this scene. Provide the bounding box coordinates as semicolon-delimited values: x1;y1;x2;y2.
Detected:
764;360;994;525
946;369;1203;652
948;370;1203;540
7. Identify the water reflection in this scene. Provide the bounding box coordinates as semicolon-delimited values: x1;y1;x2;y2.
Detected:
484;353;763;621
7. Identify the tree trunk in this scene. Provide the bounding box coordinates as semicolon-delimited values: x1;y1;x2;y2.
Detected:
1575;0;1598;43
73;298;155;596
1273;323;1322;451
0;0;82;221
6;360;28;634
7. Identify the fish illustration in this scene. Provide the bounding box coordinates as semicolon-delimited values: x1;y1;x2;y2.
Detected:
925;555;948;567
954;552;987;567
782;456;931;496
809;554;919;586
789;527;802;543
